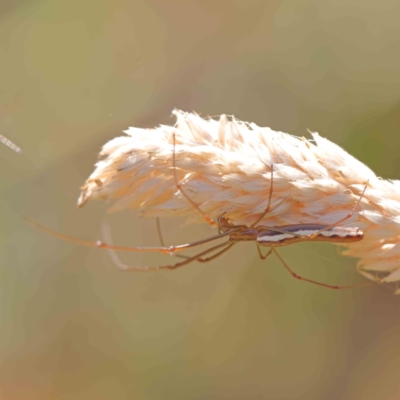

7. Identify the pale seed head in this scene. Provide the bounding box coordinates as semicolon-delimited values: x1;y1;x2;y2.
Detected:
78;110;400;287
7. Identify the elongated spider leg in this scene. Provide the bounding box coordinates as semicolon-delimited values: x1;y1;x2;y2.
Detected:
218;165;285;230
175;242;237;263
250;165;275;227
307;182;369;239
105;240;233;271
256;244;273;260
153;218;236;263
171;133;217;227
250;165;288;228
157;212;236;263
255;183;368;242
24;216;233;254
271;248;373;290
156;217;166;247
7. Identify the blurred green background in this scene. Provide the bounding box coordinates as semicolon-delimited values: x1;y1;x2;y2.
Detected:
1;1;400;399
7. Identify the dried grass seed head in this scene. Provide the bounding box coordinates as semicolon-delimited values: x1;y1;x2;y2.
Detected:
78;110;400;285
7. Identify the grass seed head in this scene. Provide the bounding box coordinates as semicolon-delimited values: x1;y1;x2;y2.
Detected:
78;110;400;286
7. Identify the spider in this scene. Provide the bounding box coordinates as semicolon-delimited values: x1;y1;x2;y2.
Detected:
26;133;372;290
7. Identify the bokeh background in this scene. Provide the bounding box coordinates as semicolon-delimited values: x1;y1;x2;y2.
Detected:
1;1;400;399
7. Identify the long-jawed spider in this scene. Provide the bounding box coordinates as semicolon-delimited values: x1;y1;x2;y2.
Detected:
25;133;372;290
